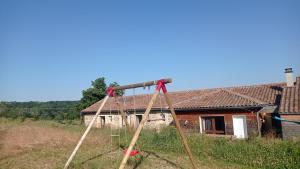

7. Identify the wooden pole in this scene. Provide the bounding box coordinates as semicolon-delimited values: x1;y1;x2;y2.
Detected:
112;78;172;91
64;96;109;169
163;92;198;169
118;91;160;169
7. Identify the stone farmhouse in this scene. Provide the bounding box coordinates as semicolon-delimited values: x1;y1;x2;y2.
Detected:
81;68;300;139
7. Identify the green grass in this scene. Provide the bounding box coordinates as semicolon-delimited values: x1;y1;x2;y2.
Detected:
119;126;300;169
0;118;299;169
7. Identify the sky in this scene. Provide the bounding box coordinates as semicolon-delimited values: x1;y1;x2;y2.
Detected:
0;0;299;101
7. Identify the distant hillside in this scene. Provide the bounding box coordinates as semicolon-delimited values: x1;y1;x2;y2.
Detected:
0;101;80;121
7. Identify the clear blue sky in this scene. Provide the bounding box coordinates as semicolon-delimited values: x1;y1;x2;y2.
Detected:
0;0;299;101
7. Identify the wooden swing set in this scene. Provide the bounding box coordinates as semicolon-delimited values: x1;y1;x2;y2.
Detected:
64;78;198;169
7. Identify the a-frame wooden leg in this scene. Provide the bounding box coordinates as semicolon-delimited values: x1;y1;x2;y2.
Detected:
64;95;110;169
118;90;160;169
163;92;198;169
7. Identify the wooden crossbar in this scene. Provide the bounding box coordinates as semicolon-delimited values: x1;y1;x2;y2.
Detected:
112;78;172;91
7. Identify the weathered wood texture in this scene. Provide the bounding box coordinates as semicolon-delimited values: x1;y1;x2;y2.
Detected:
112;78;172;91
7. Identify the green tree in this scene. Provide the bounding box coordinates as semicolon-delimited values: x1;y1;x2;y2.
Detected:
77;77;123;112
109;82;125;96
77;77;107;112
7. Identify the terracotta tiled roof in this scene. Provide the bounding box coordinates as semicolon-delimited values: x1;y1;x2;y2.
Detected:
279;77;300;114
81;82;285;113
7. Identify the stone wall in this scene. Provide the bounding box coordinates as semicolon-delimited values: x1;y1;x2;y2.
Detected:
84;114;123;128
144;112;173;131
84;111;173;131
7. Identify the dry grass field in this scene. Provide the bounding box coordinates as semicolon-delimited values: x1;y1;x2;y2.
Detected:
1;118;299;169
0;118;246;169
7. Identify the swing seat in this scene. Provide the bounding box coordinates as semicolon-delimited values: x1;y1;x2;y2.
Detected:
123;149;139;156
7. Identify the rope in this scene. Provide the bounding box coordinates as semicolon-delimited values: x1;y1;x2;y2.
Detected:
159;93;165;121
109;88;140;156
146;86;152;122
148;86;151;105
118;102;121;159
109;101;113;165
122;96;128;145
133;88;136;117
159;93;163;113
131;88;140;153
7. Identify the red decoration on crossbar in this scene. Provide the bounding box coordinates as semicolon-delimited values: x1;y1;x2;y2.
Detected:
156;79;167;93
123;149;139;156
107;87;115;97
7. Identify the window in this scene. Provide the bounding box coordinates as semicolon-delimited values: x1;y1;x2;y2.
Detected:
204;118;213;131
215;116;225;131
202;116;225;134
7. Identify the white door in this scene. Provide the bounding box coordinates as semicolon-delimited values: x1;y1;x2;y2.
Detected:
232;115;248;138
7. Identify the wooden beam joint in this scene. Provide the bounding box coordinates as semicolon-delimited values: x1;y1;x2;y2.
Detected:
156;79;168;93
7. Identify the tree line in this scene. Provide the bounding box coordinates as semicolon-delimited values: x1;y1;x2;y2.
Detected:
0;77;122;122
0;101;80;121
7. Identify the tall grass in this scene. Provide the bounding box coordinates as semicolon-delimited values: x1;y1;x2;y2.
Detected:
2;119;298;168
118;126;300;169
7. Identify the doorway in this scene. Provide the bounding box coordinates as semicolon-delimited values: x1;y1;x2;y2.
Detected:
100;116;105;128
232;115;248;138
136;115;143;127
